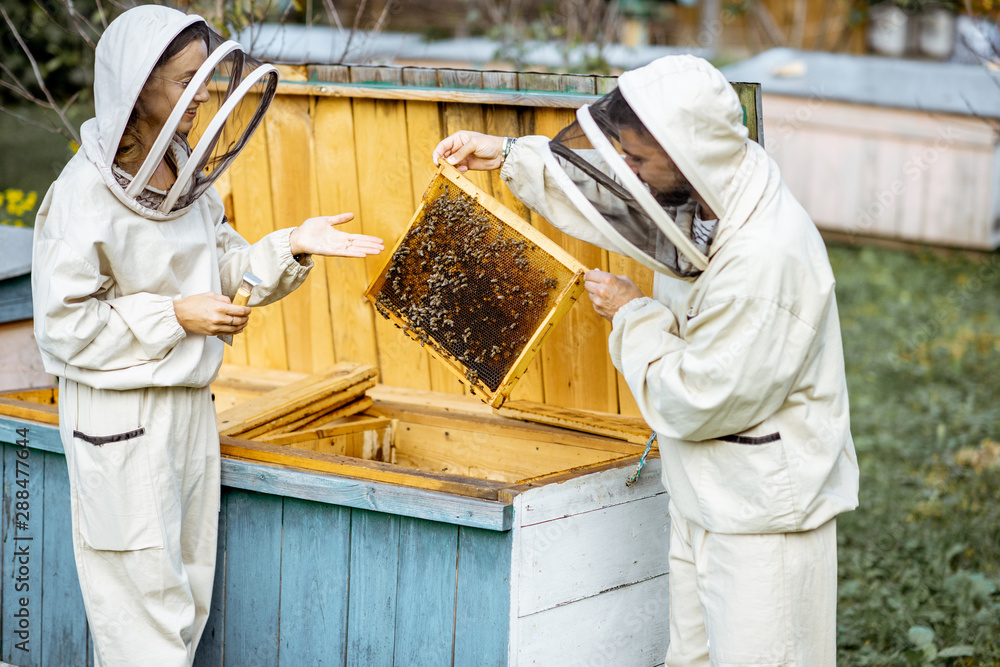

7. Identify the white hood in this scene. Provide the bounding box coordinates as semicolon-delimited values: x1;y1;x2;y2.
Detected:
617;55;770;259
82;5;276;221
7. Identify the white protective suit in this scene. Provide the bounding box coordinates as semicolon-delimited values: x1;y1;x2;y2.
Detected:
500;56;859;665
31;7;311;665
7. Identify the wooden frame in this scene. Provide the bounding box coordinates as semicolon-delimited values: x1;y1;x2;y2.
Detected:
364;163;587;407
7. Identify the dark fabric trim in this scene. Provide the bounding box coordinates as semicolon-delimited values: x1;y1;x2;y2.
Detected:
72;427;145;446
718;432;781;445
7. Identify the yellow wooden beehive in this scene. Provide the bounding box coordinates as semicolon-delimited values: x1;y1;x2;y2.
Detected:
365;163;586;407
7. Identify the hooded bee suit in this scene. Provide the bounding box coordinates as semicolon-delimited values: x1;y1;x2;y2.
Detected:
498;56;859;665
31;6;311;665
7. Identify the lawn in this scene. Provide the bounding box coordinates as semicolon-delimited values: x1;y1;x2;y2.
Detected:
831;244;1000;665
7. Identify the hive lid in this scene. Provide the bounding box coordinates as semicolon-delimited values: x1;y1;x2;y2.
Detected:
365;163;587;408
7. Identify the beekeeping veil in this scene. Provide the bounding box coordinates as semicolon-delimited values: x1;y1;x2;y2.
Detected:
83;5;277;218
541;55;766;279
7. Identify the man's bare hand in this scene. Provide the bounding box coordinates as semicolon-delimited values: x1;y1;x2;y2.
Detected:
584;269;644;321
432;131;505;172
288;214;384;258
174;293;250;335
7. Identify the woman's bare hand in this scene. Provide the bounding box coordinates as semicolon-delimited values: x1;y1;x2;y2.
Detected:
174;293;251;335
432;131;505;172
288;213;384;258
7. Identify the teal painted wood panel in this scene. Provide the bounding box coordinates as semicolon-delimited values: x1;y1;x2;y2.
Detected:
453;526;514;667
2;442;44;665
41;451;87;666
193;486;228;667
0;419;62;454
345;509;399;665
393;517;459;667
222;457;513;531
223;489;283;667
278;497;351;665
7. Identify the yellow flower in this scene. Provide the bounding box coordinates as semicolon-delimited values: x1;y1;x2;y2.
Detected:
5;189;24;215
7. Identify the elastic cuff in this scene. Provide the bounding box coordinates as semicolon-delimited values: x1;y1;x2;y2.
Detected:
612;296;655;330
280;228;314;272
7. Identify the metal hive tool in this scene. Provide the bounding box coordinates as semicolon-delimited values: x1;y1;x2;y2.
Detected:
365;163;587;407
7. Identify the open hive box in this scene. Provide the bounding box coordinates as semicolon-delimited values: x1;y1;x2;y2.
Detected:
365;163;587;407
0;365;669;664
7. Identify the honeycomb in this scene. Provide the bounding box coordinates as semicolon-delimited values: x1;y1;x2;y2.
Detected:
367;166;585;404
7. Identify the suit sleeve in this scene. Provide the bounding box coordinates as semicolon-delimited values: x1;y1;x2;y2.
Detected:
32;237;186;370
216;220;313;307
609;294;819;441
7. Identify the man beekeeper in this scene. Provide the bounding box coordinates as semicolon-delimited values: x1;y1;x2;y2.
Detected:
433;55;859;665
32;6;382;665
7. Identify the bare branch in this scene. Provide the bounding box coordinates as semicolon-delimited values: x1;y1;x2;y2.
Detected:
0;3;82;144
0;104;74;139
338;0;368;63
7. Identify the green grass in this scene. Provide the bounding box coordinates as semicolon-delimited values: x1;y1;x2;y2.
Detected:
831;244;1000;665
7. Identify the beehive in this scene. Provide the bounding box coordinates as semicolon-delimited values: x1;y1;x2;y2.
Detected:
365;163;587;407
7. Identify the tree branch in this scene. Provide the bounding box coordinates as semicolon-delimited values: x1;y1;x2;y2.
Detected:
0;3;81;144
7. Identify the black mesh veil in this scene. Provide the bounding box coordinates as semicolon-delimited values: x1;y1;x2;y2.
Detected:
546;87;711;278
124;28;278;213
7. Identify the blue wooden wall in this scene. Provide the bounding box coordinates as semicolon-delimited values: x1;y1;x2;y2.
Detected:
0;432;513;667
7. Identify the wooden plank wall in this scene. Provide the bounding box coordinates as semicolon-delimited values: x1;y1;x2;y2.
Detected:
193;486;514;666
221;65;651;416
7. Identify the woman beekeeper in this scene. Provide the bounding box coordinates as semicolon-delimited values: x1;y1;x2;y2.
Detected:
434;56;859;665
31;6;382;665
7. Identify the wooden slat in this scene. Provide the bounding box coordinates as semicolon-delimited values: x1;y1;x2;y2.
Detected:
223;490;282;666
278;80;599;108
220;436;509;500
442;73;494;198
258;415;391;445
0;396;59;424
220;457;513;531
308;64;351;83
369;399;643;454
402;67;440;87
496;400;650;444
516;458;665;527
345;509;400;664
392;421;623;483
278;498;351;664
350;66;403;85
265;95;334;374
192;487;226;666
482;71;518;90
312;97;381;368
2;444;43;665
530;107;618;412
235;384;374;440
518;493;669;616
393;518;459;665
0;387;57;404
516;573;669;664
517;72;596;95
453;526;514;665
41;451;89;666
216;362;376;436
227;103;290;371
0;416;63;454
353;97;432;390
607;252;654;418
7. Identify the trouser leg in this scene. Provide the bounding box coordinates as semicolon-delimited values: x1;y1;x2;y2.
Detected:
665;503;711;666
692;518;838;667
60;380;220;667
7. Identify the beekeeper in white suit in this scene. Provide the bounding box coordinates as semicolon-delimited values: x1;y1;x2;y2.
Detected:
433;55;859;665
31;6;383;665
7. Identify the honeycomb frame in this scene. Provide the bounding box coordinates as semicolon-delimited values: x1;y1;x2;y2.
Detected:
365;163;587;407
